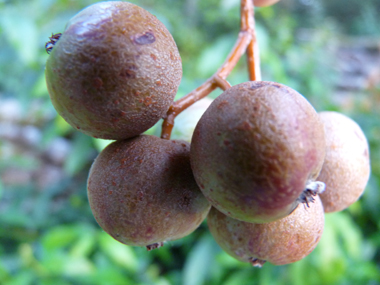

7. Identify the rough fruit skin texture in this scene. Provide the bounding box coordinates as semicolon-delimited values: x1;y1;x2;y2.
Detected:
317;111;370;213
207;195;324;266
45;1;182;140
190;81;326;223
87;135;210;247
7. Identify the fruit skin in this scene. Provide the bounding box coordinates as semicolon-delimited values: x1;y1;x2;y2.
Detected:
253;0;281;7
190;81;326;223
317;111;370;213
207;195;324;266
87;135;210;247
45;1;182;140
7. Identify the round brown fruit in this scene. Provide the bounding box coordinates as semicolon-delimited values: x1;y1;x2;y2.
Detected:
317;111;370;213
190;81;326;223
253;0;281;7
45;1;182;140
87;135;210;249
207;195;324;266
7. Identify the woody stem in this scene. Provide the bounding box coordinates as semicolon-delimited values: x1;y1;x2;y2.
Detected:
160;0;259;139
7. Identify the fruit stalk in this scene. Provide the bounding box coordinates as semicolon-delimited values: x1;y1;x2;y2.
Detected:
161;0;260;139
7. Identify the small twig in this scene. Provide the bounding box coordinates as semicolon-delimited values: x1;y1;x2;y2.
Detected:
246;31;262;81
214;75;232;91
160;0;258;139
246;1;261;81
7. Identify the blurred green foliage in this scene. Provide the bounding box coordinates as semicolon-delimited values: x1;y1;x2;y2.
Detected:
0;0;380;284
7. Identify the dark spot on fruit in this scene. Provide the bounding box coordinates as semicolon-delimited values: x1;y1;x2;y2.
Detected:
109;190;113;195
146;227;153;234
249;81;268;90
217;100;229;109
156;80;162;86
119;65;137;78
76;126;80;129
217;132;221;136
181;196;191;207
238;121;251;131
200;184;205;189
93;77;103;89
144;97;152;106
224;140;230;146
210;188;214;192
134;32;156;45
150;53;157;60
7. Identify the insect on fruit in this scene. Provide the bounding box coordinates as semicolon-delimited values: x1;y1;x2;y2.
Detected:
45;33;62;54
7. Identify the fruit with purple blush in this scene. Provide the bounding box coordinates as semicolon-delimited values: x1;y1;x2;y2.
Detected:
87;135;210;249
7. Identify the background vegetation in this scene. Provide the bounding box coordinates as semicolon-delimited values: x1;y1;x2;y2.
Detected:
0;0;380;284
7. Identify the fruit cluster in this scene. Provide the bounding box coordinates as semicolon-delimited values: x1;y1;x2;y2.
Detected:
45;1;370;267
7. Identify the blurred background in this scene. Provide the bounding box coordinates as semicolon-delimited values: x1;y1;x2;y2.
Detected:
0;0;380;284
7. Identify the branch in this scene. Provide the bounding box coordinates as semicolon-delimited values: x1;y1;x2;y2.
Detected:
161;0;259;139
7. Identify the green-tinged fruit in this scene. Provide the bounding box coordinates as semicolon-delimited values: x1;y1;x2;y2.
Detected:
317;111;370;213
207;195;324;266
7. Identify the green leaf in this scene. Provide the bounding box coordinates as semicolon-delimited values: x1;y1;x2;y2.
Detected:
0;6;38;65
42;225;81;251
63;132;94;175
92;138;114;153
182;234;218;285
70;229;96;258
196;35;235;78
98;232;138;273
